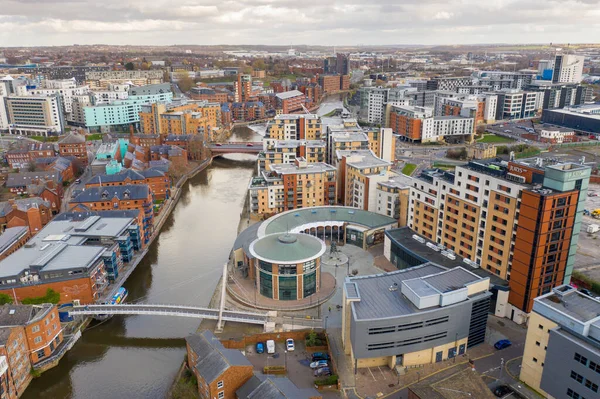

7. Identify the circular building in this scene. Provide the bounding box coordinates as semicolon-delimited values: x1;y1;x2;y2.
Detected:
247;233;326;301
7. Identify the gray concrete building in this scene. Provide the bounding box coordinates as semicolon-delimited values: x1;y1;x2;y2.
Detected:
342;263;491;369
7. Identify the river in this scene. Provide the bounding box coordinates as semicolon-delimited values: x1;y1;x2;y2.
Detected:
23;126;261;399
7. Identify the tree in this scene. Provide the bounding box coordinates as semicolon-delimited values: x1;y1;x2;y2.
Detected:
177;76;195;93
125;62;135;71
252;59;266;71
27;161;36;172
0;293;13;305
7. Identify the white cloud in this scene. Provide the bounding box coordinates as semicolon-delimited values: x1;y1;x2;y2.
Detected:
0;0;599;45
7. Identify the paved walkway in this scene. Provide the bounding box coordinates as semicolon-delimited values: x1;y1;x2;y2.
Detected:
227;271;336;311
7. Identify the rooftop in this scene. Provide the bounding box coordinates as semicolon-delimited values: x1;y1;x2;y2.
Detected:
249;233;326;264
0;198;51;216
70;184;150;203
0;227;29;254
258;206;398;237
409;368;495;399
275;90;305;100
186;330;252;384
6;171;61;188
0;304;54;327
0;215;135;279
384;227;507;287
268;162;336;176
348;264;488;320
337;150;390;170
237;375;321;399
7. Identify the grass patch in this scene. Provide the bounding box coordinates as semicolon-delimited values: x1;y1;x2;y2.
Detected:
86;133;103;141
22;289;60;305
29;136;59;142
433;162;457;170
477;134;515;143
401;163;417;176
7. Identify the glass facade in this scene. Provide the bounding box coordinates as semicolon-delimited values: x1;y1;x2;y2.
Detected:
303;272;317;298
278;276;297;300
346;228;364;247
259;271;273;298
258;260;272;272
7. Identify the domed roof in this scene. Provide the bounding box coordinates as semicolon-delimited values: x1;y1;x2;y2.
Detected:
249;233;326;264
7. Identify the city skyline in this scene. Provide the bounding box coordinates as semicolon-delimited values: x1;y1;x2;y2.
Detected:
1;0;600;47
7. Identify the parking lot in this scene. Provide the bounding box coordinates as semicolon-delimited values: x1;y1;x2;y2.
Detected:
575;184;600;282
244;339;338;398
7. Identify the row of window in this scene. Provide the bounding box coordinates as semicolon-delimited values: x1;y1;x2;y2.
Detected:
570;370;598;393
575;353;600;375
367;316;449;335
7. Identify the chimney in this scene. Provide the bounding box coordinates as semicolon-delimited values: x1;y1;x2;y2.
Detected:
8;199;16;210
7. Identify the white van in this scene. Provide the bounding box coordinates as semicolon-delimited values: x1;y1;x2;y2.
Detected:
266;340;275;354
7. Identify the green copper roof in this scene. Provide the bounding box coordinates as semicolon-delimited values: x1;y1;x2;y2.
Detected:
249;233;326;264
259;206;397;237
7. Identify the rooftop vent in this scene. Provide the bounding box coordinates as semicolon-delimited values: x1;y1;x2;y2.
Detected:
278;234;298;244
389;283;399;292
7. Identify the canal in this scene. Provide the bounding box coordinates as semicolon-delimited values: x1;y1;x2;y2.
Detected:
23;126;261;399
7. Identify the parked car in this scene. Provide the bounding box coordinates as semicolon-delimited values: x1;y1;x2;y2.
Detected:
310;360;328;369
246;143;253;147
286;338;295;352
494;385;513;397
311;352;330;361
215;143;222;146
580;288;593;297
314;367;331;377
75;179;81;184
266;340;275;354
494;339;512;350
256;342;264;354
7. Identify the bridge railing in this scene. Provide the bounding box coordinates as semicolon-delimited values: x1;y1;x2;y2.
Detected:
71;303;268;317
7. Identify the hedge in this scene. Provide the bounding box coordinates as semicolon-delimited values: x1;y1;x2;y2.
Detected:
315;375;338;386
22;289;61;305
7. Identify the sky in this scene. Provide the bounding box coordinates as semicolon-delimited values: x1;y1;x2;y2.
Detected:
0;0;599;47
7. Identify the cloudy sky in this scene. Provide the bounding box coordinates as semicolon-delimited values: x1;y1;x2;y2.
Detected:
0;0;599;47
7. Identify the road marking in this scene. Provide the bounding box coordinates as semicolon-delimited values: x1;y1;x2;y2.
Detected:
378;366;386;380
368;367;376;381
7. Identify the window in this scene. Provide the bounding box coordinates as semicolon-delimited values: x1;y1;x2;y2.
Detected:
533;357;538;363
585;379;598;393
32;325;40;333
218;392;224;399
571;370;584;383
217;381;223;389
34;336;42;344
575;353;588;365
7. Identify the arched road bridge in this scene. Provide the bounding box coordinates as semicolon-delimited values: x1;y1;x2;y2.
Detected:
208;142;262;156
68;304;269;325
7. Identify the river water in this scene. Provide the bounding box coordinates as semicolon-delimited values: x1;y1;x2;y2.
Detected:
23;126;261;399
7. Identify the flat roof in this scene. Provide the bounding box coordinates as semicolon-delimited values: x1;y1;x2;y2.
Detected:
337;150;390;169
385;227;508;287
259;206;397;237
249;233;326;264
268;162;336;175
0;227;29;254
275;90;304;100
536;285;600;324
0;215;134;279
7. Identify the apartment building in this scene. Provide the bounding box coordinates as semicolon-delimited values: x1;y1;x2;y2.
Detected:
233;74;252;103
86;169;171;200
0;305;63;366
139;101;220;138
326;118;370;165
426;76;473;91
58;131;88;165
84;70;163;89
438;95;485;125
27;78;89;119
407;159;590;321
248;158;336;216
337;150;391;210
552;54;585;84
69;185;154;244
520;285;600;399
375;176;410;225
189;87;229;103
83;83;173;131
359;86;416;125
319;74;349;93
258;140;326;172
388;105;474;143
495;89;542;120
472;71;536;91
0;326;31;396
275;90;306;114
365;127;396;163
6;94;65;137
264;114;321;147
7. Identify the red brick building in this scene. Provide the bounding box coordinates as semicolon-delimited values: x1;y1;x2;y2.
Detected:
186;330;254;399
86;169;171;200
276;90;306;114
0;198;53;235
318;74;349;93
0;326;32;397
58;132;88;165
